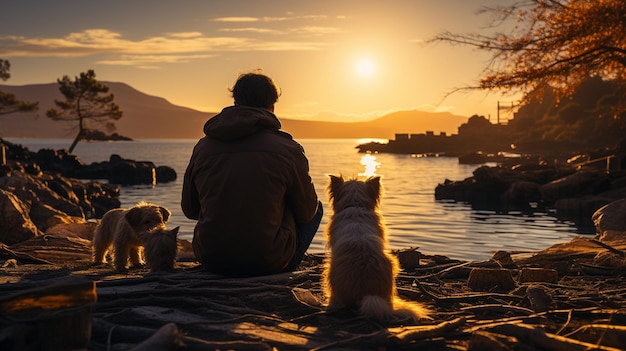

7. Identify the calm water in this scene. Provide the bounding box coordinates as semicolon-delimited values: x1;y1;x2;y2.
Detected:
7;138;592;261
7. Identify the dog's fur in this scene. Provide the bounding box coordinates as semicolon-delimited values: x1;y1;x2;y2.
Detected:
143;226;179;272
92;202;171;271
323;175;430;322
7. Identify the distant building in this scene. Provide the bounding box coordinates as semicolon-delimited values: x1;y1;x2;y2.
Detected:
395;133;409;141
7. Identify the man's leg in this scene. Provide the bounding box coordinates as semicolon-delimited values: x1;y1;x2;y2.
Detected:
285;201;323;271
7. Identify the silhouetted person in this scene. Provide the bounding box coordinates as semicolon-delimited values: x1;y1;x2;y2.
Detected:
182;71;322;277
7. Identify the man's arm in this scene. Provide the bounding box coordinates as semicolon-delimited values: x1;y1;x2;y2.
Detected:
288;149;319;224
181;161;200;220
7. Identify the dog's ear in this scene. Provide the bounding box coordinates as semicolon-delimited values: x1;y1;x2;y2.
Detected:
366;176;382;202
168;226;180;238
328;174;344;196
124;207;145;229
158;206;171;222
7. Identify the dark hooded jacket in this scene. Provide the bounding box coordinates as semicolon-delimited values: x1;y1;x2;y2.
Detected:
181;106;319;276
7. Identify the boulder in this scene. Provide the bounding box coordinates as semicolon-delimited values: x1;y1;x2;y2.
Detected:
0;165;121;244
0;172;85;220
593;198;626;241
34;148;85;174
77;182;120;218
107;155;156;185
45;222;98;241
156;166;177;183
540;171;611;203
501;180;543;212
0;189;42;244
1;139;176;186
555;196;615;226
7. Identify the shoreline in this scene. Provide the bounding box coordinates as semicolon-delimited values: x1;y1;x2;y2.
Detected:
2;233;626;350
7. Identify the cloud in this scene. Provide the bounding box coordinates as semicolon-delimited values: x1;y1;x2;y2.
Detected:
218;27;283;34
0;28;328;66
97;54;216;67
213;17;259;23
213;15;332;23
291;26;341;36
416;103;455;113
166;32;205;38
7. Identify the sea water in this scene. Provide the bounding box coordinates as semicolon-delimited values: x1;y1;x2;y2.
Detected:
7;138;592;261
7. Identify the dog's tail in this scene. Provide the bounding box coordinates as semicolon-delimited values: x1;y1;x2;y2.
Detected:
360;295;395;321
392;296;431;322
360;295;430;322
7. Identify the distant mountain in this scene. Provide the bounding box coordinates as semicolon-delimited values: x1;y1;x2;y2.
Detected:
0;82;212;139
0;82;468;140
281;110;467;139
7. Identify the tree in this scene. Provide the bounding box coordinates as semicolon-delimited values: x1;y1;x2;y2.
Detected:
47;70;123;153
0;59;39;116
433;0;626;114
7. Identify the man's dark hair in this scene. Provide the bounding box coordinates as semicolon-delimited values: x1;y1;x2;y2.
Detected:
230;71;281;109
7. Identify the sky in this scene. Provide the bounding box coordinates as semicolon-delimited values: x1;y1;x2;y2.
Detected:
0;0;520;122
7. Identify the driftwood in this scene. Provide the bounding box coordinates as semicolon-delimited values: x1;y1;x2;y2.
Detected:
2;235;626;350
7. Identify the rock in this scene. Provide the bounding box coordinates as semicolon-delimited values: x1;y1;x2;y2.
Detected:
593;251;626;269
0;166;121;244
540;170;611;203
34;148;85;175
79;182;120;218
29;202;84;233
107;155;156;185
394;248;422;269
0;172;85;220
467;268;516;292
518;268;559;283
0;189;42;244
526;285;552;312
45;222;98;241
501;180;543;211
554;196;614;226
436;166;510;209
1;139;176;186
458;152;487;165
156;166;177;183
593;198;626;241
492;251;516;268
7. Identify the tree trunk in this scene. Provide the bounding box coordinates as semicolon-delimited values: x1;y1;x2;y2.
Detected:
68;132;81;154
68;116;84;154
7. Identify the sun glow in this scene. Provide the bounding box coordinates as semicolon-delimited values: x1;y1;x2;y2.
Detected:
355;58;375;77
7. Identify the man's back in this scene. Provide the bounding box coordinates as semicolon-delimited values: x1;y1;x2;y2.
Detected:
182;106;318;276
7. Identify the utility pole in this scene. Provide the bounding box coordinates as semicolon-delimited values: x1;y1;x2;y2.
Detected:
497;101;516;124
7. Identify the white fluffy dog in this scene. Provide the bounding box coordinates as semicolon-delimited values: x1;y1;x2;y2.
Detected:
92;202;171;271
323;175;430;322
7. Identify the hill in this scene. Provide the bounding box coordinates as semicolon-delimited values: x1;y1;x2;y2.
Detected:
0;83;468;140
281;110;466;139
0;82;212;139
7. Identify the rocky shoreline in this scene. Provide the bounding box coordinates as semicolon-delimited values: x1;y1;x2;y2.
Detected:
2;138;626;350
435;162;626;228
0;138;176;245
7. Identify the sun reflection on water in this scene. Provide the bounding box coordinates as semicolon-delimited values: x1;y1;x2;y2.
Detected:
358;154;381;178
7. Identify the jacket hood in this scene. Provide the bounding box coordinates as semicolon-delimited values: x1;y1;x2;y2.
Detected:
203;106;282;140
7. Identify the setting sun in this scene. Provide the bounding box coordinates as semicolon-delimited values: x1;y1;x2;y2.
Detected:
355;58;376;77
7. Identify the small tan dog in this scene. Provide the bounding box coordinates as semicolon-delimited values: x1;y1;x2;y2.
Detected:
92;202;171;271
143;226;180;272
323;175;430;322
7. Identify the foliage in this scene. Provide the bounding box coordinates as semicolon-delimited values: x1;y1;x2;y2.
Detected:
46;70;122;153
0;59;39;116
508;76;625;151
0;59;9;81
433;0;626;113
